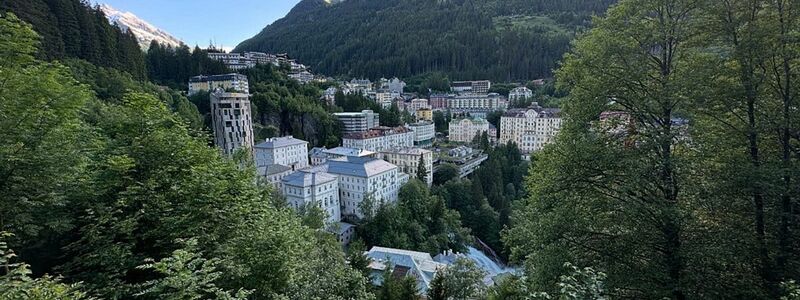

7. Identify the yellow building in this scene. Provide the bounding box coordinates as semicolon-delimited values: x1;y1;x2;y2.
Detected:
416;108;433;121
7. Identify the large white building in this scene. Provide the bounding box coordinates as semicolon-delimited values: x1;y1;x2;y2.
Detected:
188;74;249;96
500;103;563;153
449;117;490;143
509;86;533;102
343;126;414;152
327;157;407;218
254;136;309;171
210;90;255;156
406;98;431;114
334;110;381;134
282;170;341;225
406;121;435;147
379;148;433;186
448;93;507;113
309;147;378;165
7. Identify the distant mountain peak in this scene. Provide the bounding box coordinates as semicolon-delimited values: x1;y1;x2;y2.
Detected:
99;4;183;49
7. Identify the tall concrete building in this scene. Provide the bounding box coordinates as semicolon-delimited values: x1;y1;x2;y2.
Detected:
327;157;407;218
282;170;341;225
449;117;490;143
334;110;381;134
210;90;255;156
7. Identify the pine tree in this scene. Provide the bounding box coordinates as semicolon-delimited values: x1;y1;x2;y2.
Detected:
416;156;428;184
427;269;448;300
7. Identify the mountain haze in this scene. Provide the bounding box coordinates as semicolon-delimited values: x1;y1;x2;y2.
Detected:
235;0;616;81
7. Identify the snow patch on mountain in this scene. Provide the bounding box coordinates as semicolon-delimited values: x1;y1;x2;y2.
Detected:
99;4;183;49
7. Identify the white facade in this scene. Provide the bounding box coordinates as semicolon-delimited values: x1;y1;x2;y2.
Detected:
334;110;381;133
210;90;254;156
327;157;402;219
289;71;314;84
509;86;533;102
448;93;507;113
258;164;293;190
406;121;435;146
375;92;400;109
380;148;433;186
282;171;341;225
449;118;490;143
254;136;309;170
500;103;563;153
343;126;414;152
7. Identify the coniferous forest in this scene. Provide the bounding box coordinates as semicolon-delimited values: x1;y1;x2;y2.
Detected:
235;0;616;81
2;0;800;299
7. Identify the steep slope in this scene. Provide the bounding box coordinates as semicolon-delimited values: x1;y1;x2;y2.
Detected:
235;0;616;81
99;4;183;49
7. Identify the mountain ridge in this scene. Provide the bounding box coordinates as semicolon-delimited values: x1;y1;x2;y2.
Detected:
99;3;183;49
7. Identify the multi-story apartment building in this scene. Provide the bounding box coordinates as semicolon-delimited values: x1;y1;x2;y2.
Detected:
406;121;435;146
210;90;254;156
188;74;249;96
451;80;491;94
379;148;433;186
406;98;431;114
207;52;252;70
282;170;341;225
288;71;314;84
347;79;373;94
448;93;507;114
343;126;414;152
448;117;490;143
253;136;309;170
334;110;381;134
375;91;401;109
327;157;406;218
416;108;433;122
429;94;450;109
500;103;563;153
509;86;533;102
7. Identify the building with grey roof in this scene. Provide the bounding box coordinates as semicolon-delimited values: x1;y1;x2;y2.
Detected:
254;136;309;170
282;170;340;225
258;164;293;189
326;157;405;218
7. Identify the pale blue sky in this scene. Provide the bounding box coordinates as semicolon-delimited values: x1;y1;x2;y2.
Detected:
94;0;302;50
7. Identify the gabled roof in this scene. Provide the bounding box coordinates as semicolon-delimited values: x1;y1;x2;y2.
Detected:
327;157;397;177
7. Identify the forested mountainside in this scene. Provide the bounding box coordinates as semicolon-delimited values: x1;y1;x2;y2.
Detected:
0;0;147;80
235;0;616;81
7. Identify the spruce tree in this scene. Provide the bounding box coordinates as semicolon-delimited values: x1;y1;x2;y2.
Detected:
416;156;427;183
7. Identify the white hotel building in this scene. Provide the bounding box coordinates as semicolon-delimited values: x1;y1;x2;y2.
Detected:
254;136;309;171
282;170;341;225
448;117;490;143
327;157;408;218
500;103;563;153
407;121;435;147
343;126;414;152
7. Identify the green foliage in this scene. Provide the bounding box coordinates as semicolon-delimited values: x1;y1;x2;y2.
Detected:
433;111;451;133
236;0;616;81
427;258;487;300
0;233;91;300
359;180;470;255
433;164;459;185
241;64;342;147
347;239;372;278
0;14;373;300
146;43;228;89
416;156;428;183
783;280;800;300
378;267;419;300
504;0;800;298
135;238;251;300
0;0;146;79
